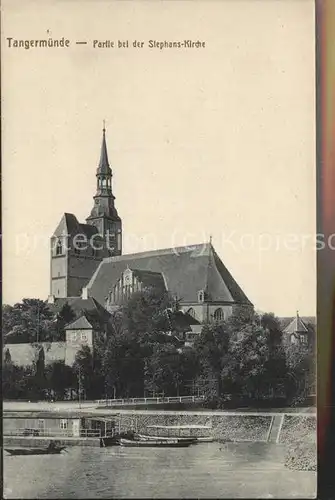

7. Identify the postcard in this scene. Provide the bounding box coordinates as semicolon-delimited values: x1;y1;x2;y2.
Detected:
2;1;316;498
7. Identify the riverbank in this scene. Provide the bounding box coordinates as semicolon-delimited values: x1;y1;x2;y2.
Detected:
3;409;317;471
4;407;316;445
280;414;317;471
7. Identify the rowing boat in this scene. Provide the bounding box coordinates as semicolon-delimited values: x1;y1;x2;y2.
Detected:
5;447;66;456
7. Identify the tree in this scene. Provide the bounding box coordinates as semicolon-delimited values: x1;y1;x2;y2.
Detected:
122;288;177;338
29;345;47;399
54;303;76;341
45;361;75;400
145;343;184;396
73;345;94;400
195;322;230;402
284;341;314;405
259;313;287;398
3;362;34;399
226;323;270;400
2;299;55;343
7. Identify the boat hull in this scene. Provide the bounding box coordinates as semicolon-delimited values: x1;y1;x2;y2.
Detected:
136;433;196;444
5;447;65;456
119;438;192;448
196;437;214;442
137;433;212;443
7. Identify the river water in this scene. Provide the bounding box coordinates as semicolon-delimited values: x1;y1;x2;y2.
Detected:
4;442;316;499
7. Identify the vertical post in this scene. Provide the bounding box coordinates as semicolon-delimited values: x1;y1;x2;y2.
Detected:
78;365;81;409
36;302;40;343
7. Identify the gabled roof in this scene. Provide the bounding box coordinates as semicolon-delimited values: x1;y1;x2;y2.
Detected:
52;212;99;238
280;316;316;329
65;315;93;330
86;242;252;306
131;269;166;291
283;314;309;335
48;296;111;322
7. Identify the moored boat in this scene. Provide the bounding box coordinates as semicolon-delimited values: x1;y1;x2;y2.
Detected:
145;424;214;443
119;438;192;448
136;433;197;444
5;447;65;456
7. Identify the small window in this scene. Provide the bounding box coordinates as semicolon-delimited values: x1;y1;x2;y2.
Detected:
214;308;224;322
198;290;205;303
60;419;68;429
81;332;88;342
56;239;63;256
71;332;77;342
38;419;45;429
300;334;307;344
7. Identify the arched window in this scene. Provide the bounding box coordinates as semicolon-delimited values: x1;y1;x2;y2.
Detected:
187;307;196;319
214;308;224;322
56;239;63;256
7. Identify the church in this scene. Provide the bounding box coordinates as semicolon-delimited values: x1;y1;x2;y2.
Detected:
5;128;314;368
48;127;253;326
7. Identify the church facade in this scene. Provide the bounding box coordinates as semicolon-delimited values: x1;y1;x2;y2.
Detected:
49;128;253;325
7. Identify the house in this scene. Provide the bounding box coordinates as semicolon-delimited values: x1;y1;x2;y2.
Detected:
282;312;315;345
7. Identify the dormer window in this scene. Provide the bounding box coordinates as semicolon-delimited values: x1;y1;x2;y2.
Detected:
56;239;63;256
198;290;205;303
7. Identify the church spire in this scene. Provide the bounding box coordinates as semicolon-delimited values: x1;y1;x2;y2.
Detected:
86;126;122;255
98;123;111;175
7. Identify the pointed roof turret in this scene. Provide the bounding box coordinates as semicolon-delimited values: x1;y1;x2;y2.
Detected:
283;311;309;335
97;124;112;175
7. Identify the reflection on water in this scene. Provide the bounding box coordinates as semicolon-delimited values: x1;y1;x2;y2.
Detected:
4;442;316;499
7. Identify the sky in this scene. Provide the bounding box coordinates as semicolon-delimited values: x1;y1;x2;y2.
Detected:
2;0;316;316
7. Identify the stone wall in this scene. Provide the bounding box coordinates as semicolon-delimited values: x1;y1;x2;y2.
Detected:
117;412;272;442
278;415;316;444
280;415;316;471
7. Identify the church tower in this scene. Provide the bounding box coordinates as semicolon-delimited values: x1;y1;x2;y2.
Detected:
86;125;122;255
50;127;122;299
